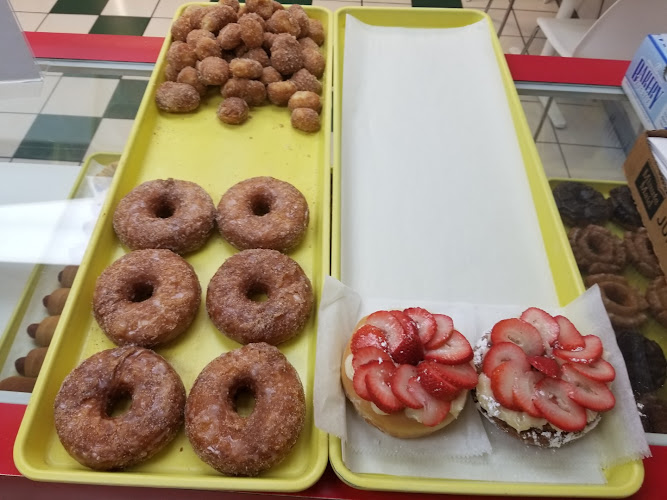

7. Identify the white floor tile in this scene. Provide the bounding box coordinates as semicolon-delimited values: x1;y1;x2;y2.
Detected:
153;0;191;19
519;95;538;102
488;7;520;37
464;0;507;8
0;114;37;157
85;118;134;158
499;35;525;54
514;0;558;12
0;75;60;114
536;142;568;178
524;36;546;55
102;0;160;18
121;75;151;81
561;144;626;181
41;77;119;117
555;103;622;148
521;100;557;142
37;14;98;34
143;17;172;37
513;9;551;40
14;11;46;31
9;0;57;13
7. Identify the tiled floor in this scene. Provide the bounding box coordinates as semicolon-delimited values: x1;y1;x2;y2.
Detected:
4;0;633;181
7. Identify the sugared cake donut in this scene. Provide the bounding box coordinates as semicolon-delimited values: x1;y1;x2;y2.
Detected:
341;308;476;438
567;225;626;275
54;347;186;470
473;308;616;448
552;181;611;227
646;276;667;328
113;178;216;255
185;343;305;476
216;176;309;252
624;228;663;278
584;274;648;330
93;249;201;348
206;249;313;345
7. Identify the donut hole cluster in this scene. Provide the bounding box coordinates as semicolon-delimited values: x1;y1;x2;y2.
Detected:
155;1;326;133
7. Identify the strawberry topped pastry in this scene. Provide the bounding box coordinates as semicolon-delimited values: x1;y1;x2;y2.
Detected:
472;307;617;448
340;308;477;438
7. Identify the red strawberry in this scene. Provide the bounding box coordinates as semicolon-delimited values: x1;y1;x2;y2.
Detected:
424;330;473;364
561;364;616;412
553;335;603;364
404;307;437;345
490;362;523;410
520;307;559;347
407;379;453;426
367;310;423;365
365;361;404;413
490;318;545;356
512;371;544;417
352;362;376;401
482;342;530;376
567;358;615;383
417;361;462;401
351;324;388;354
554;315;585;350
424;314;454;350
528;355;561;378
390;364;422;409
430;361;478;390
533;378;587;432
352;346;394;371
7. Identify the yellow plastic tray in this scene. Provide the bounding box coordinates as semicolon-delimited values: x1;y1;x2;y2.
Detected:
14;3;331;492
329;7;643;497
550;177;667;447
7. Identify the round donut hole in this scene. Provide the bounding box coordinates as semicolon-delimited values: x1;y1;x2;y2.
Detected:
250;194;272;216
588;233;605;253
246;282;269;303
232;384;256;417
155;199;176;219
130;282;154;303
105;388;133;418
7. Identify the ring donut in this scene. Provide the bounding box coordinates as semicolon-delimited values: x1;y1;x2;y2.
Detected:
624;228;662;278
54;347;186;471
185;343;305;476
646;276;667;328
216;177;309;252
113;178;216;255
568;225;626;274
585;273;648;329
206;249;313;345
93;249;201;348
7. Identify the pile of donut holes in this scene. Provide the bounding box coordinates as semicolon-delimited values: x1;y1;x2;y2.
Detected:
155;0;325;133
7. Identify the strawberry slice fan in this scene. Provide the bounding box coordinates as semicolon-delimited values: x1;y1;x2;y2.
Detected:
473;306;617;447
342;307;478;436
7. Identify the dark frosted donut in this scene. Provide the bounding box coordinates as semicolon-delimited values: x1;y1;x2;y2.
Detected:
54;347;186;470
625;228;662;278
216;176;309;252
113;178;216;254
568;225;626;274
552;181;611;227
185;342;305;476
585;273;648;329
616;331;666;394
206;249;313;345
608;186;642;230
93;249;201;348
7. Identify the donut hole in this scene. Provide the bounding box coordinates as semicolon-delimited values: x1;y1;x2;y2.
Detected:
587;233;607;255
130;282;154;303
231;384;256;418
246;282;269;303
250;193;272;217
105;388;133;418
154;199;176;219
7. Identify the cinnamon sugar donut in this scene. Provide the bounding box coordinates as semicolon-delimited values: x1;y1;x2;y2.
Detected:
568;225;626;274
93;249;201;348
113;178;216;255
206;249;313;345
646;276;667;327
216;177;309;252
185;343;305;476
625;228;663;278
585;274;648;329
54;347;186;471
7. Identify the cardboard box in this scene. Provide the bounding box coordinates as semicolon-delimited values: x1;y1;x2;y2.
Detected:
624;129;667;274
622;34;667;130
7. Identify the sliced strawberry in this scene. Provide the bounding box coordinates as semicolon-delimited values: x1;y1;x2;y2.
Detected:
553;335;603;364
424;330;473;364
424;314;454;350
352;362;376;401
520;307;559;347
350;324;388;354
365;361;404;413
407;380;452;427
490;318;545;357
533;378;587;432
482;342;530;376
366;310;422;365
490;362;523;410
512;370;544;417
430;361;478;390
390;364;422;409
417;361;462;401
561;364;616;412
528;355;561;378
554;315;585;350
404;307;437;345
352;346;394;371
567;358;616;383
